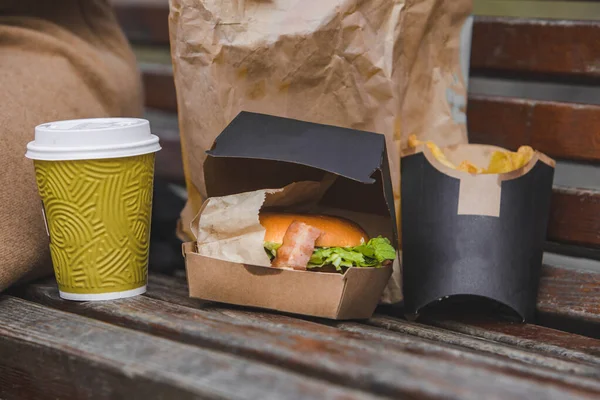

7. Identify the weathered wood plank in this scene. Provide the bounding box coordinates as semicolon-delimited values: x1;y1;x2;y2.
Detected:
15;280;600;400
411;313;600;361
113;0;170;46
149;273;600;348
148;274;339;335
547;188;600;248
139;277;600;373
150;275;600;394
370;312;600;362
193;256;600;344
155;134;184;183
468;94;600;163
382;262;600;342
0;296;371;400
537;264;600;338
150;272;600;352
142;65;178;113
336;320;600;394
471;17;600;78
151;272;600;362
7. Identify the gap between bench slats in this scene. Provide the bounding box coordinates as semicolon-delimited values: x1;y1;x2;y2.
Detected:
13;280;600;400
0;296;370;400
471;16;600;79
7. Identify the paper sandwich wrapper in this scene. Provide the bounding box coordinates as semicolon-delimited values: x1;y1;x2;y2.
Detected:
401;143;556;322
183;112;398;319
183;183;393;319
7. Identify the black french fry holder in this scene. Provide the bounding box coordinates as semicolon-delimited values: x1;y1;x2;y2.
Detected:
401;144;555;322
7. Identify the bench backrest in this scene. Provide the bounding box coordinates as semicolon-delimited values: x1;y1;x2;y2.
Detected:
468;16;600;251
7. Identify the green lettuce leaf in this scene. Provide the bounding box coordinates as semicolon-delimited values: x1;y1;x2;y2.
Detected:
264;241;281;260
353;237;397;263
264;236;396;272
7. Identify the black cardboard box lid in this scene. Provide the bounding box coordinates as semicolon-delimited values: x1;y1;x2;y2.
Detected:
205;112;397;237
206;112;385;184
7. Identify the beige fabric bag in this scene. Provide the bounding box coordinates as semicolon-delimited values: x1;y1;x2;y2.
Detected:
169;0;472;303
0;0;143;291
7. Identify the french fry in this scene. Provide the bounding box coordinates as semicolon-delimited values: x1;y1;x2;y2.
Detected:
457;160;484;174
485;146;534;173
408;135;456;169
407;135;534;174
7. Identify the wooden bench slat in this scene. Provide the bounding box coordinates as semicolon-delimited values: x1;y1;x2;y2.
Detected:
547;188;600;248
155;135;184;183
339;320;600;394
142;65;178;113
133;277;600;395
471;17;600;79
153;259;600;344
537;264;600;338
0;296;368;400
233;313;600;394
148;276;600;374
149;275;600;396
405;314;600;362
203;303;600;383
409;262;600;341
468;94;600;163
14;279;600;400
148;273;600;360
113;1;170;46
363;315;600;365
147;274;340;335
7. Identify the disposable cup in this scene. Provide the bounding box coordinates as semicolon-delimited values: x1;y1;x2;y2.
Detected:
25;118;161;301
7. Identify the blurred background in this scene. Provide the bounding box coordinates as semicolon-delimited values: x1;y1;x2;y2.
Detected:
108;0;600;274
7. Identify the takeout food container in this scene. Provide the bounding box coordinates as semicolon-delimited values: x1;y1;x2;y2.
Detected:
401;143;555;322
183;112;396;319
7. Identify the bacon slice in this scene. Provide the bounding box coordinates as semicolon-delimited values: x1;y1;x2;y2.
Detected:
272;221;321;270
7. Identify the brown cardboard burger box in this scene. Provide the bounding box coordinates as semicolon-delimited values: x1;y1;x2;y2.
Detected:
182;112;396;320
401;143;555;322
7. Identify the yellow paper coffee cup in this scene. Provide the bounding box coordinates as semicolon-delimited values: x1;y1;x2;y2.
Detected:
26;118;161;301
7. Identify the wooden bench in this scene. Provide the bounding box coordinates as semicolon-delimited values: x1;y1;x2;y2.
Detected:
2;3;599;399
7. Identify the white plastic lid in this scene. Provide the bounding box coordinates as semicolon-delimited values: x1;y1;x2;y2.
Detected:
25;118;161;161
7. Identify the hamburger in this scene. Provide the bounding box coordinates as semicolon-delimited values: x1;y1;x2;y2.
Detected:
259;212;396;272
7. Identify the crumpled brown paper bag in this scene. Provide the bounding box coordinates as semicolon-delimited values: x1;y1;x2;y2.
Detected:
169;0;472;304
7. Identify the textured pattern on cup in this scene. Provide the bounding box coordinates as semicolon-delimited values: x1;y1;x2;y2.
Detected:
34;154;155;295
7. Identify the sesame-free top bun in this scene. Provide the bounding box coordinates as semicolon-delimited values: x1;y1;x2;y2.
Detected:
259;212;369;248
